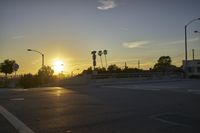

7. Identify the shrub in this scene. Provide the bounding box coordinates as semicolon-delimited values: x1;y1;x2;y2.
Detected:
20;74;40;88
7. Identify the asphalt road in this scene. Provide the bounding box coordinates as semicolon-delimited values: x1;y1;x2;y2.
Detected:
0;79;200;133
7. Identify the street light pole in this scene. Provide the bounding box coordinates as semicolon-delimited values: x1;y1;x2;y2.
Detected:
42;54;44;68
193;30;200;61
184;18;200;77
185;25;188;67
27;49;44;68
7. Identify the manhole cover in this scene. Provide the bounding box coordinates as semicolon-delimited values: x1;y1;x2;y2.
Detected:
151;113;200;127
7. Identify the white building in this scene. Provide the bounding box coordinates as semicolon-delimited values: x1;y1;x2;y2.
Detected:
183;60;200;76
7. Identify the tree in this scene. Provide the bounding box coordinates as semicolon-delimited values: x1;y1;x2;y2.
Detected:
103;50;108;69
91;51;97;69
38;66;54;83
157;56;171;65
82;67;93;74
0;59;19;77
122;67;143;73
20;74;40;88
153;56;175;74
107;64;121;73
94;67;106;74
98;50;103;68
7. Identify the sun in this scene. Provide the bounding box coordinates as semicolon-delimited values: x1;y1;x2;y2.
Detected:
52;60;64;74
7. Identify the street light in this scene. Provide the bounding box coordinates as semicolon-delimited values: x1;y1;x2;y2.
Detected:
194;30;200;34
184;18;200;77
193;30;200;60
27;49;44;68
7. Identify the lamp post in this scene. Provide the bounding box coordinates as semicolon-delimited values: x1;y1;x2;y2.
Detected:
194;30;200;34
193;30;200;61
27;49;44;68
184;18;200;77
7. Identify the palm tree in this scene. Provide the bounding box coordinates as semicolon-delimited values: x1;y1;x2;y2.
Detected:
103;50;108;69
98;50;103;68
91;51;97;69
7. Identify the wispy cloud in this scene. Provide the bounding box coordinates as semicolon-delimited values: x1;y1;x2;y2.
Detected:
11;35;25;40
120;27;129;31
31;59;41;65
122;41;150;49
162;37;199;45
97;0;117;10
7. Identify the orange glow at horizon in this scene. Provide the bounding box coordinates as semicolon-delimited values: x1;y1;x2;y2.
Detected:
52;59;65;74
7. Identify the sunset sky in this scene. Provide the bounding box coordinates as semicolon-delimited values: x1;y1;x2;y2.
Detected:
0;0;200;75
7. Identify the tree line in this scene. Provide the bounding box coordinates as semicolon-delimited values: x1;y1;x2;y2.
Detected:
0;56;183;88
20;66;55;88
0;59;55;88
82;56;183;74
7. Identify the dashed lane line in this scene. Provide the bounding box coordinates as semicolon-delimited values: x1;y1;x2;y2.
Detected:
0;105;35;133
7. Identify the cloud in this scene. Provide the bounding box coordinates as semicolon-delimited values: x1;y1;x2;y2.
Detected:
162;37;199;45
122;41;150;49
31;59;41;65
120;27;129;31
11;35;25;40
97;0;116;10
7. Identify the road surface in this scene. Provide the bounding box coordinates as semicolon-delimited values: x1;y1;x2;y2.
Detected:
0;79;200;133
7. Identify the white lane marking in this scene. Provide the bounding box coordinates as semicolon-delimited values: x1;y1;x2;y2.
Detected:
12;89;28;92
0;89;28;92
149;114;190;127
0;87;63;92
128;88;160;91
0;105;35;133
10;98;25;101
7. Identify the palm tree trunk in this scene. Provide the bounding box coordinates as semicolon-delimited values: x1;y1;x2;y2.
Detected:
100;56;103;68
5;73;7;78
104;55;107;69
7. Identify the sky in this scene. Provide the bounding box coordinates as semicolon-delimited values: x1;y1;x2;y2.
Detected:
0;0;200;75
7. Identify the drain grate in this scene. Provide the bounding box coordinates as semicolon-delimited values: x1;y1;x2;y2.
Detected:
151;113;200;127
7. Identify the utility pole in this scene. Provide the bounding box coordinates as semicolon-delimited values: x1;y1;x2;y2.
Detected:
184;18;200;78
125;62;127;69
192;49;195;60
138;60;140;69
